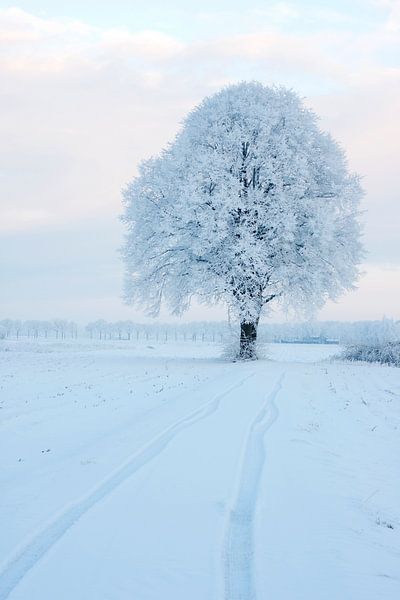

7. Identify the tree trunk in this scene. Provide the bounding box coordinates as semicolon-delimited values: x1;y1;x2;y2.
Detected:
239;320;258;360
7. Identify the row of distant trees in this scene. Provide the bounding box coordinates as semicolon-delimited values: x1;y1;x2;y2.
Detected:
0;319;78;339
85;320;227;342
0;318;399;345
262;318;400;346
0;319;228;342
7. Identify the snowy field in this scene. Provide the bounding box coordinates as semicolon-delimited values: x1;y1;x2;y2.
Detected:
1;340;399;599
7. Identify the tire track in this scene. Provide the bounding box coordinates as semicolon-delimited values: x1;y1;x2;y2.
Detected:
0;372;254;600
222;372;285;600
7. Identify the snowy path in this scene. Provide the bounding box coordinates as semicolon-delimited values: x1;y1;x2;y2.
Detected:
2;366;283;600
222;372;284;600
1;341;399;599
0;372;255;599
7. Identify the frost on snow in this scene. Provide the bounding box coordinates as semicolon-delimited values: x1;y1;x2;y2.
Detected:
121;82;363;359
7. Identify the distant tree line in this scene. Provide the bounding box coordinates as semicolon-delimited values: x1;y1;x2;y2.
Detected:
85;320;227;342
261;318;399;346
0;318;398;345
0;319;78;340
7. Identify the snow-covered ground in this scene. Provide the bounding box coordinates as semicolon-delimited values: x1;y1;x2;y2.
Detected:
0;340;399;599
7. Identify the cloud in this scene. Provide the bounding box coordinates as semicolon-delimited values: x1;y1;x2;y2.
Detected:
0;8;183;71
0;7;95;38
0;4;397;78
99;29;184;60
372;0;400;31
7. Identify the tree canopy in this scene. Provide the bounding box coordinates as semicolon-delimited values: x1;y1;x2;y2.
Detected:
122;82;363;358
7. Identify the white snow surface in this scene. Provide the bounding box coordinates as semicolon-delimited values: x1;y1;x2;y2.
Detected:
0;340;399;599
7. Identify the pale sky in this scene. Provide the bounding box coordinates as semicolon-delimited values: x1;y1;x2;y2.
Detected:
1;0;399;323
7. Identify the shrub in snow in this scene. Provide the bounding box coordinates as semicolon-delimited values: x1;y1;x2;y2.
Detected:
122;82;364;359
342;342;400;367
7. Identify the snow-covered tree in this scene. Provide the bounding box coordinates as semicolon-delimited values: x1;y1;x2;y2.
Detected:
122;82;363;359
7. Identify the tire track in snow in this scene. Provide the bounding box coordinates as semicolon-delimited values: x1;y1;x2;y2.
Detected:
222;372;285;600
0;372;255;600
